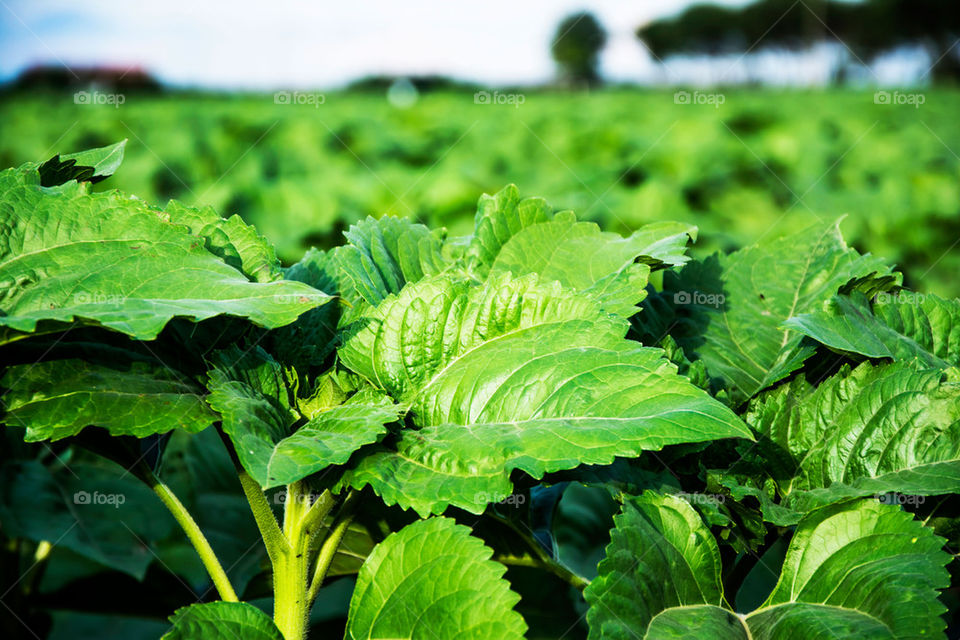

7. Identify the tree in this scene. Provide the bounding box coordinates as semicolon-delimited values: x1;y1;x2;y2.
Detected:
551;12;608;87
636;0;960;83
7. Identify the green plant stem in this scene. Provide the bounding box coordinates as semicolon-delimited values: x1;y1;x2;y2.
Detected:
138;463;238;602
238;470;288;562
301;490;336;539
307;492;358;603
273;481;330;640
273;534;311;640
496;554;590;591
490;512;590;591
24;540;53;596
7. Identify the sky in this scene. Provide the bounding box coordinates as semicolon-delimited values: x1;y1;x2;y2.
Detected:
0;0;929;89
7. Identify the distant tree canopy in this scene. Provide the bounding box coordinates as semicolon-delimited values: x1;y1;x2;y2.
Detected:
637;0;960;82
551;12;608;87
7;65;161;92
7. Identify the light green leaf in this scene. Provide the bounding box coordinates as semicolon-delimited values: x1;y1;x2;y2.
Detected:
338;273;750;515
37;140;126;186
2;359;216;442
665;222;896;403
786;291;960;369
0;162;329;341
467;184;552;270
586;495;950;639
346;517;526;640
258;401;398;488
643;606;748;639
468;185;696;317
747;361;960;510
162;602;282;640
334;216;447;307
163;200;282;283
759;500;948;638
206;349;398;488
339;271;624;401
584;493;725;639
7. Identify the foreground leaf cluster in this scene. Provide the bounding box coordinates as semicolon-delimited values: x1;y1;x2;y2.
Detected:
2;144;959;639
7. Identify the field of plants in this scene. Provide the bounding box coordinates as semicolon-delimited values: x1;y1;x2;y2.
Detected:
1;89;960;640
2;89;959;295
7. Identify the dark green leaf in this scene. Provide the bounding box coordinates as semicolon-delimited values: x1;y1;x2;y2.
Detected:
786;291;960;368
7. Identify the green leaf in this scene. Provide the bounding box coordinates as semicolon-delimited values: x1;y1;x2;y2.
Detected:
346;517;526;640
315;518;377;577
206;349;398;488
553;483;620;580
584;493;725;639
0;161;329;341
47;611;169;640
2;359;216;442
586;495;950;639
339;271;624;401
786;291;960;369
38;140;126;186
262;401;399;489
664;221;896;403
163;602;282;640
0;458;175;579
747;361;960;510
333;216;447;307
758;500;949;638
468;185;696;317
269;248;341;369
163;200;282;283
339;273;750;515
467;184;552;271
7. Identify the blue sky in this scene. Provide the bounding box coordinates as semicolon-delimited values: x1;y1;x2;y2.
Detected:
0;0;928;88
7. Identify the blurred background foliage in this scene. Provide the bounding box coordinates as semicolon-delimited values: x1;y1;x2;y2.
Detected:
1;88;957;296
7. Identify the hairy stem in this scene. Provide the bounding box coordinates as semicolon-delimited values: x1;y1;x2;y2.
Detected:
238;470;289;562
307;492;358;603
139;463;238;602
273;481;326;640
273;536;311;640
